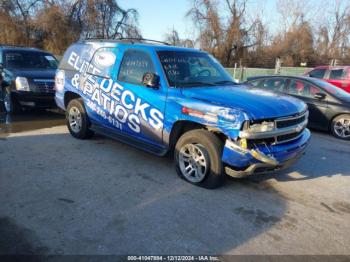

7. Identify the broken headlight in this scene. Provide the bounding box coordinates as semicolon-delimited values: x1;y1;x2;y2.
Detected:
249;121;275;132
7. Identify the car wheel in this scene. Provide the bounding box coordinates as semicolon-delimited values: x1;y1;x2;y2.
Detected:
331;114;350;140
66;98;94;139
174;129;224;189
3;88;21;114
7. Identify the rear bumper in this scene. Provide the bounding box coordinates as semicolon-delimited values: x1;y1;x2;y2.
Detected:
222;128;310;177
13;91;56;108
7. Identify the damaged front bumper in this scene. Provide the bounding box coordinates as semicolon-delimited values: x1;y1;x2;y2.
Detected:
222;128;310;178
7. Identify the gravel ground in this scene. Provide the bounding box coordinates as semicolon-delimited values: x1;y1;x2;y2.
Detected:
0;110;349;255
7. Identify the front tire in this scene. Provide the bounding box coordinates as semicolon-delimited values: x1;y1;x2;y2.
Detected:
331;114;350;140
3;88;21;114
66;98;94;139
174;129;224;189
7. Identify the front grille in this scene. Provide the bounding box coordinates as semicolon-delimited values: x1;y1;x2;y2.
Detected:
34;79;55;93
276;130;303;143
245;111;308;146
247;137;275;147
276;114;306;128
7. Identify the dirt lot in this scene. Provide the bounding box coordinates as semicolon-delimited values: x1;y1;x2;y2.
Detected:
0;110;350;255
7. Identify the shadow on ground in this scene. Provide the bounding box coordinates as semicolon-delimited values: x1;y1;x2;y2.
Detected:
0;110;65;139
245;130;350;184
0;217;48;255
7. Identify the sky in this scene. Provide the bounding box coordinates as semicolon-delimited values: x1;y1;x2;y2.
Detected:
118;0;339;42
118;0;281;41
118;0;194;40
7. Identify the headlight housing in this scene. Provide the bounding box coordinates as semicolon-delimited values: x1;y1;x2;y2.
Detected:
217;108;237;121
249;121;275;132
15;77;30;91
55;70;65;91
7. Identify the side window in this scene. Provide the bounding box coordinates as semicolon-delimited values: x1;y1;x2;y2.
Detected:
288;80;321;98
262;78;286;92
247;80;261;87
309;85;322;97
329;69;345;80
88;47;117;78
309;69;326;79
118;49;155;85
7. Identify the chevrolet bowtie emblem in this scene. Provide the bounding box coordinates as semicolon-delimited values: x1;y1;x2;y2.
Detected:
295;124;303;132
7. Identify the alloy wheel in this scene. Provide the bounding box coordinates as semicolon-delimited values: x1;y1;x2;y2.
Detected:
178;143;208;183
334;117;350;139
4;92;11;113
68;106;83;133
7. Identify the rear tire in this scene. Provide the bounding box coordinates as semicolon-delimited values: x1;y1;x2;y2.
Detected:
66;98;94;139
174;129;224;189
331;114;350;140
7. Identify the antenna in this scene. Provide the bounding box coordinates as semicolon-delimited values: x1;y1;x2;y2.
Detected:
83;37;170;46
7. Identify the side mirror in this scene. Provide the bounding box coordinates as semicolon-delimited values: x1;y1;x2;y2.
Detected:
142;72;159;89
314;92;326;100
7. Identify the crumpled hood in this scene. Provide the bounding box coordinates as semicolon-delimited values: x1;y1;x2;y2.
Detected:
180;85;307;119
11;69;56;79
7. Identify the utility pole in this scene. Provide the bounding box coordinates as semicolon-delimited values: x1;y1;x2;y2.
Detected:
275;57;282;75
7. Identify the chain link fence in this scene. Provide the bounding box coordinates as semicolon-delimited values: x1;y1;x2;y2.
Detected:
225;67;312;83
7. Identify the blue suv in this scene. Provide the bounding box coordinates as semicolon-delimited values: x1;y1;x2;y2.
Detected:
55;39;310;188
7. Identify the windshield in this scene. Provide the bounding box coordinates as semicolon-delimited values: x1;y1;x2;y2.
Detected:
4;51;58;70
311;78;350;98
157;51;235;87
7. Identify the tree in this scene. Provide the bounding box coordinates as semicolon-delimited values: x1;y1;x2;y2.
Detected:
268;20;315;67
163;29;195;47
315;0;350;62
0;0;141;54
164;29;181;46
187;0;265;66
35;4;79;54
69;0;139;39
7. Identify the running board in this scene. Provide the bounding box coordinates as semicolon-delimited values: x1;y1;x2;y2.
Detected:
90;124;168;157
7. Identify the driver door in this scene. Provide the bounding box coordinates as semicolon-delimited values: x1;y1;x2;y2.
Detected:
115;48;166;148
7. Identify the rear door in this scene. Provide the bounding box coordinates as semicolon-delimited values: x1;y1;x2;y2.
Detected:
287;79;329;129
82;46;166;152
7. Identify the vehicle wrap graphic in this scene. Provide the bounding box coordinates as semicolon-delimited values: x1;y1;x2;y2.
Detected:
65;49;164;134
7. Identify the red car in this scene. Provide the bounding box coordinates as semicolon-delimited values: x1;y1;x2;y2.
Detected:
305;66;350;93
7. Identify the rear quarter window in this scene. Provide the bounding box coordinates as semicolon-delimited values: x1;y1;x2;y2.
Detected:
87;48;117;78
59;43;97;72
329;69;346;80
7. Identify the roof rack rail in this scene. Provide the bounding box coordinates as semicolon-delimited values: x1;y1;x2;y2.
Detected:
0;44;39;49
83;37;170;46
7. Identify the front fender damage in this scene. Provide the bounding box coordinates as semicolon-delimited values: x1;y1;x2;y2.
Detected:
178;99;279;166
175;98;310;178
178;98;249;138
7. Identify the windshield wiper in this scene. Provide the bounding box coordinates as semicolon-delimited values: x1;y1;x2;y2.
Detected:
181;81;217;87
213;80;237;85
